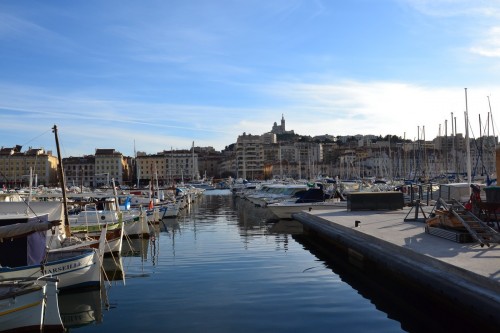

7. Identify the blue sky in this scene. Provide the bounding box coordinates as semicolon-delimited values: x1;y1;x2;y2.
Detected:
1;0;500;157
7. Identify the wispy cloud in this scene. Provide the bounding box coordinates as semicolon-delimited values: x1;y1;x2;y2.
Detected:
264;80;500;140
0;11;81;55
402;0;500;59
0;13;43;39
1;1;499;158
0;82;266;155
470;26;500;58
2;77;499;157
402;0;500;18
0;84;242;132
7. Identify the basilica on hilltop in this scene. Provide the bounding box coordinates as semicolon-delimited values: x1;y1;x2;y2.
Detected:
271;114;295;135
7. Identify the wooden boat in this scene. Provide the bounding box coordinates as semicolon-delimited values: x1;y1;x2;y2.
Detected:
69;208;125;255
161;201;181;218
0;276;64;332
0;126;103;291
0;212;102;291
69;196;149;240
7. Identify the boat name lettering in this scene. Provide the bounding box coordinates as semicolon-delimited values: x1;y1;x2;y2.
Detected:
44;261;82;274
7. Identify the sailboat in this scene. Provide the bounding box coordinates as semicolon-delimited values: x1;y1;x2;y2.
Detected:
0;205;103;291
0;126;103;291
49;125;124;256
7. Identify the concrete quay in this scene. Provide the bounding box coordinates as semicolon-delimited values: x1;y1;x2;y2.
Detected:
293;205;500;329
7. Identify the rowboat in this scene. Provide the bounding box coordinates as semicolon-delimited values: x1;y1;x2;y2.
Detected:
0;276;64;332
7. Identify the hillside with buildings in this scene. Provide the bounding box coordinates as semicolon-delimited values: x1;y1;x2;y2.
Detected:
0;115;497;188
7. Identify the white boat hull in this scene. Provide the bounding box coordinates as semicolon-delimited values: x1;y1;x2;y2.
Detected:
70;219;124;255
161;202;181;218
0;249;101;291
122;213;150;238
267;201;347;219
0;282;45;332
0;277;64;332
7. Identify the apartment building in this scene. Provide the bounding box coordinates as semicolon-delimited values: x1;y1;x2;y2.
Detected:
135;150;199;186
236;133;265;179
63;155;95;188
94;149;127;186
0;146;58;187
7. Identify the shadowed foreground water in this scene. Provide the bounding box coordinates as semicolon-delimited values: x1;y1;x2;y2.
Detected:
59;190;486;333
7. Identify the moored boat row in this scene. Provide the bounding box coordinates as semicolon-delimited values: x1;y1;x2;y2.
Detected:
0;187;194;332
0;125;205;332
0;206;103;332
231;179;348;219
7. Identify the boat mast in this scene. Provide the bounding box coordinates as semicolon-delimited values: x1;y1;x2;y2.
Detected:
487;96;497;181
464;88;472;192
26;167;33;215
403;132;406;179
279;143;282;180
170;146;173;185
52;125;70;235
487;96;496;139
192;141;195;180
134;139;139;188
444;120;448;180
451;112;457;180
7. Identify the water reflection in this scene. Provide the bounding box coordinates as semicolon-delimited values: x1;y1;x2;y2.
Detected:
234;196;276;228
58;286;108;330
102;256;125;284
60;191;484;333
122;238;149;259
293;234;497;333
268;219;303;234
122;226;161;266
60;237;159;330
160;218;181;235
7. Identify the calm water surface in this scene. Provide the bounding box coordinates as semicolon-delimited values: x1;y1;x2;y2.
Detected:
61;190;419;333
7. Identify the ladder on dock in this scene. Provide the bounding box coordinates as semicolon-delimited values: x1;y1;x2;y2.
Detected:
438;198;500;247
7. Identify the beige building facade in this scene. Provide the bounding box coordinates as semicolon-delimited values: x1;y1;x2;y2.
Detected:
0;146;58;188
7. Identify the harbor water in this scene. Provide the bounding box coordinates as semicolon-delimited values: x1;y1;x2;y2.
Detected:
60;190;463;333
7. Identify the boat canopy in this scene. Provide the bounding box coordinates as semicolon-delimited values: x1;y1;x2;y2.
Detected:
0;202;64;267
0;220;59;239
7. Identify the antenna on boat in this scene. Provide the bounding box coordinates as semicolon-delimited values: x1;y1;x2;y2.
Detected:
52;125;71;236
